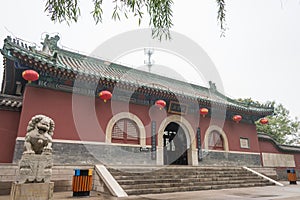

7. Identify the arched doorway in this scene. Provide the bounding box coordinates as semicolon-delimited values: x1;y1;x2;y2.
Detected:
157;115;198;166
163;122;188;165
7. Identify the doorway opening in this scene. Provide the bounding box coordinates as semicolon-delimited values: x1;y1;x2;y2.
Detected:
163;122;188;165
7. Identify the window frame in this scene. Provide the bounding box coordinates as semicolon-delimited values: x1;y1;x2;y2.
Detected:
240;137;250;149
208;130;224;150
112;118;140;144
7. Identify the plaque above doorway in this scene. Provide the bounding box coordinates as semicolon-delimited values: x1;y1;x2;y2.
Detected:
168;101;188;115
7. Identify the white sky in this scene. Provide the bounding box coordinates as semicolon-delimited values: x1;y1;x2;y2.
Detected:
1;0;300;120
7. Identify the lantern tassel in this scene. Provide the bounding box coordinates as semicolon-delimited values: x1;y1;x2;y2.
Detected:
104;99;107;103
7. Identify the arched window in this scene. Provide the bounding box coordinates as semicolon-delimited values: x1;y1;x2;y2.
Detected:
112;119;140;144
208;130;224;150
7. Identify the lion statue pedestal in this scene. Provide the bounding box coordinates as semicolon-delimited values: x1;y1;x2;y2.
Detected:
10;115;55;200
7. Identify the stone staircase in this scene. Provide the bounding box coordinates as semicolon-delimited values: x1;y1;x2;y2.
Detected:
251;167;278;180
107;166;275;195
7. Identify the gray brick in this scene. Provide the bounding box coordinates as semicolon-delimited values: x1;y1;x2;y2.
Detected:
13;140;155;165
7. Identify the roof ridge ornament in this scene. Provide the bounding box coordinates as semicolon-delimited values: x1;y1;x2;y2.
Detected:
5;36;12;42
208;81;217;92
41;34;60;55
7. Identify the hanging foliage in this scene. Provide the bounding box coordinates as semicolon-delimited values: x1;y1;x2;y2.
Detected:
44;0;227;40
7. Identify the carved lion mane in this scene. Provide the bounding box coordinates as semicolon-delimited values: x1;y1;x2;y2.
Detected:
24;115;55;155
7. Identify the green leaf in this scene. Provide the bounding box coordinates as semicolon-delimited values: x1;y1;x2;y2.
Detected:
44;0;174;40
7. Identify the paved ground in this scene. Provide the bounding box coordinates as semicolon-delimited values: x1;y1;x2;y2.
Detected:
2;182;299;200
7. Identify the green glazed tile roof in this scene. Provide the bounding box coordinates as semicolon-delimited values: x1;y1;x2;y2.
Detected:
0;94;22;111
258;133;300;152
1;35;274;116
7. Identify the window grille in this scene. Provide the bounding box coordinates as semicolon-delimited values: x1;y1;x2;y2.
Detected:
112;119;140;144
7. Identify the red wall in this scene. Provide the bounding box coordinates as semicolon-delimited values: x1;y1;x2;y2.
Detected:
199;116;260;153
19;86;175;143
259;139;300;169
294;154;300;169
19;86;259;153
19;86;108;141
259;140;280;153
19;86;200;144
225;121;260;152
0;110;20;163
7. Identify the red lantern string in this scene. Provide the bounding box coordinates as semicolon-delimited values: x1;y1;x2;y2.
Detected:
233;115;242;123
22;70;39;83
199;108;208;117
155;100;166;110
260;118;268;124
99;90;112;103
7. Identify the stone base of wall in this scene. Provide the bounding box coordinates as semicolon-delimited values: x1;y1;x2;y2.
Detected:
13;139;156;165
92;169;111;195
262;153;296;167
0;164;18;195
276;168;300;181
250;167;278;180
0;182;12;195
13;139;263;167
199;151;261;167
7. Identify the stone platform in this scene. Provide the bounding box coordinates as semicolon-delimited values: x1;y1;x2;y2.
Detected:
18;154;53;184
10;182;54;200
1;182;299;200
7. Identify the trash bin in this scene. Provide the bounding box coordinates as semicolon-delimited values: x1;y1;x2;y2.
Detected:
72;169;93;196
287;168;297;184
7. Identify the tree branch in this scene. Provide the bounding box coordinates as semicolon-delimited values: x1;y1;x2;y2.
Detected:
45;0;226;39
216;0;227;37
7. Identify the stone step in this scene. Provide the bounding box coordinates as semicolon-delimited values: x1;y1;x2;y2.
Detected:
108;166;242;171
109;168;249;174
109;169;245;175
120;179;271;190
110;169;255;175
118;177;268;186
109;169;254;174
115;174;260;181
111;173;259;181
125;182;275;195
251;167;278;180
110;172;255;178
107;166;275;195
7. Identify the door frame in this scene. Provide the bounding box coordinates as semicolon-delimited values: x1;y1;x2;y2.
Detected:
163;124;188;165
157;115;198;166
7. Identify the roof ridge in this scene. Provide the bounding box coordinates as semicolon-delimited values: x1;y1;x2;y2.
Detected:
258;133;300;151
0;94;23;100
53;41;213;94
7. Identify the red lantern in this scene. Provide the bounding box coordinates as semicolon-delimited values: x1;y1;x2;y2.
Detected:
199;108;209;117
155;100;166;110
233;115;242;123
99;90;112;103
260;118;268;124
22;70;39;83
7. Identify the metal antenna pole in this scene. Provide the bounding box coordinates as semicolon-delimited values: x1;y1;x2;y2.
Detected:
144;48;154;73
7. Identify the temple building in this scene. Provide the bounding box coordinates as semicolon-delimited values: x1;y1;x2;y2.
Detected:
0;35;299;175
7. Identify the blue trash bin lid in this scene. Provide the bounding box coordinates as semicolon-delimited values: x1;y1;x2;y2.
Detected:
74;169;80;176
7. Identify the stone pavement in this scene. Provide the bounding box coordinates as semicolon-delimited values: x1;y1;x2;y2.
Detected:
1;182;299;200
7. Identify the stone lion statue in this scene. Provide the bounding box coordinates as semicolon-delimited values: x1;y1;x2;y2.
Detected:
23;115;55;155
